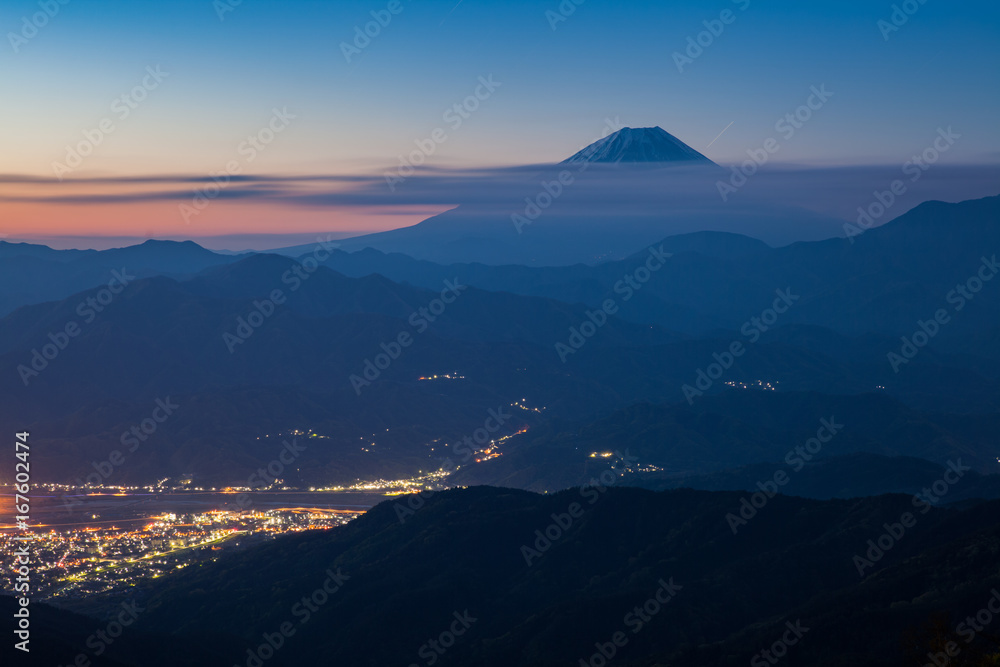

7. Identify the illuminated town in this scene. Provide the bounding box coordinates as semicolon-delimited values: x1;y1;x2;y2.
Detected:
1;416;539;603
0;504;362;602
0;444;513;602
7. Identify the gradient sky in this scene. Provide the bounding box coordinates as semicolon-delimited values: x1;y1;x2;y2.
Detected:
1;0;998;248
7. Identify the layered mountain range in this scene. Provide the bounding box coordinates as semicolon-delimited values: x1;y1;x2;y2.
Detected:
2;194;999;491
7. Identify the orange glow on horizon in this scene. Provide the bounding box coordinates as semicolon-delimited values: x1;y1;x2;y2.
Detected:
0;199;451;249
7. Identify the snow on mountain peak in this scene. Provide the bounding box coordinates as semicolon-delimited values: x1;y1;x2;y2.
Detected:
562;126;715;165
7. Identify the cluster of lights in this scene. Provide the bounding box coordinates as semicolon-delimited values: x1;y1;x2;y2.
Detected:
512;399;546;413
0;507;359;602
417;372;466;381
724;380;778;391
311;467;453;495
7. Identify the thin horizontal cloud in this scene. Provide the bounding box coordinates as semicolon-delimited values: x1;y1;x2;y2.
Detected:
0;164;997;223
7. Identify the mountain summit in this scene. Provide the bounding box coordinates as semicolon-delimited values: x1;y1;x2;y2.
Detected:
562;126;715;165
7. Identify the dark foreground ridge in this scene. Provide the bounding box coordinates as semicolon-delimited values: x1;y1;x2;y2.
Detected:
6;486;999;666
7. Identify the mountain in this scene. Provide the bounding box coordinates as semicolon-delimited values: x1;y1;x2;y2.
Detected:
0;596;239;666
46;486;998;667
92;239;243;274
0;255;686;486
328;129;845;265
5;231;1000;486
317;195;1000;348
0;240;97;263
653;452;1000;502
0;239;243;316
561;126;716;165
4;195;1000;488
449;390;1000;491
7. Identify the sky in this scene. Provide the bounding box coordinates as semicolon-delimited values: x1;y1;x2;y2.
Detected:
1;0;998;248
